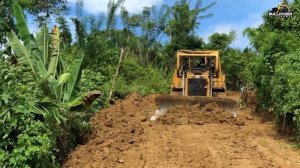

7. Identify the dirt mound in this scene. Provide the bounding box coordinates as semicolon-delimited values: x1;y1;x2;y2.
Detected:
158;102;245;126
63;93;158;168
63;94;300;168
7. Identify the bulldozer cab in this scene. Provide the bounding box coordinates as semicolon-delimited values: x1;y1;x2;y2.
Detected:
172;50;225;97
179;56;216;74
193;57;209;70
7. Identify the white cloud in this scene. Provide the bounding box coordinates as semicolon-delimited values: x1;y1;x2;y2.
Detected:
68;0;163;14
213;24;235;34
201;12;263;49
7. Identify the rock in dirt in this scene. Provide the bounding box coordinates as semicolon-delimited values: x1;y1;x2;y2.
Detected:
118;159;124;163
236;119;246;126
246;115;254;120
140;117;147;122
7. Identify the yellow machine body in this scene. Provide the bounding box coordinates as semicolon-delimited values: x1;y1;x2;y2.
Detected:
171;50;226;97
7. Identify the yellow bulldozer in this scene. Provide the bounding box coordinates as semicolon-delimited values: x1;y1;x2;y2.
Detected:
171;50;225;96
155;50;237;112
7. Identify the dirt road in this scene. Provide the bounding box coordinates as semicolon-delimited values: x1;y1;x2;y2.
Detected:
63;94;300;168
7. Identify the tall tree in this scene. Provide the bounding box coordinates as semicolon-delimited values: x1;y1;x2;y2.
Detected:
166;0;216;49
106;0;126;31
119;5;170;65
164;0;216;70
139;5;170;65
71;18;86;47
56;16;72;47
19;0;67;15
106;0;126;48
206;31;236;53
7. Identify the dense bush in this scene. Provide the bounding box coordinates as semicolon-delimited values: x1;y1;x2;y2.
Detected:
243;0;300;138
115;57;171;98
0;47;96;167
0;3;102;166
272;50;300;135
79;69;111;109
77;56;171;111
0;59;57;167
221;49;249;91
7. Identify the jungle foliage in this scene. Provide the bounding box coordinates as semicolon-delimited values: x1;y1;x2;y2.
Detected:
243;1;300;137
1;0;300;167
0;2;99;167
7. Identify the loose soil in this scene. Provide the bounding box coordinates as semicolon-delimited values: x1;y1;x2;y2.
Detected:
158;102;245;126
63;93;300;168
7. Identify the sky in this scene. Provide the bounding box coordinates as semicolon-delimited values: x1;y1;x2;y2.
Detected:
29;0;280;49
197;0;278;48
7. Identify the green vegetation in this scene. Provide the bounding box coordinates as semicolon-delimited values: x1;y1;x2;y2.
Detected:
1;0;300;166
0;2;101;166
242;1;300;136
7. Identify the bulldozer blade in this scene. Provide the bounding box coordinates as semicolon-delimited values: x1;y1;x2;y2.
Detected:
155;94;237;113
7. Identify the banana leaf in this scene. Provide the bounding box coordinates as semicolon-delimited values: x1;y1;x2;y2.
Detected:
6;30;37;78
33;52;48;79
7;30;47;79
63;53;84;102
12;2;30;41
36;26;49;66
13;2;36;50
28;35;39;51
30;102;67;124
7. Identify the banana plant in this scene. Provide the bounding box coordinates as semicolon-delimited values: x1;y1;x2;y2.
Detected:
0;2;101;124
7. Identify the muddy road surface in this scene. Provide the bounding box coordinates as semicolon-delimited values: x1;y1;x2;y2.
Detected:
63;94;300;168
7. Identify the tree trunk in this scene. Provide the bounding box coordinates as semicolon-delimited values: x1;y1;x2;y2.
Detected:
108;47;125;100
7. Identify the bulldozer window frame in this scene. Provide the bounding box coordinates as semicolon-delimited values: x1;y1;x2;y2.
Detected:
178;56;217;74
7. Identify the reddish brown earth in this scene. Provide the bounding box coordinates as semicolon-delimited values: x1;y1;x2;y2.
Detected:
63;93;300;168
158;102;245;126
